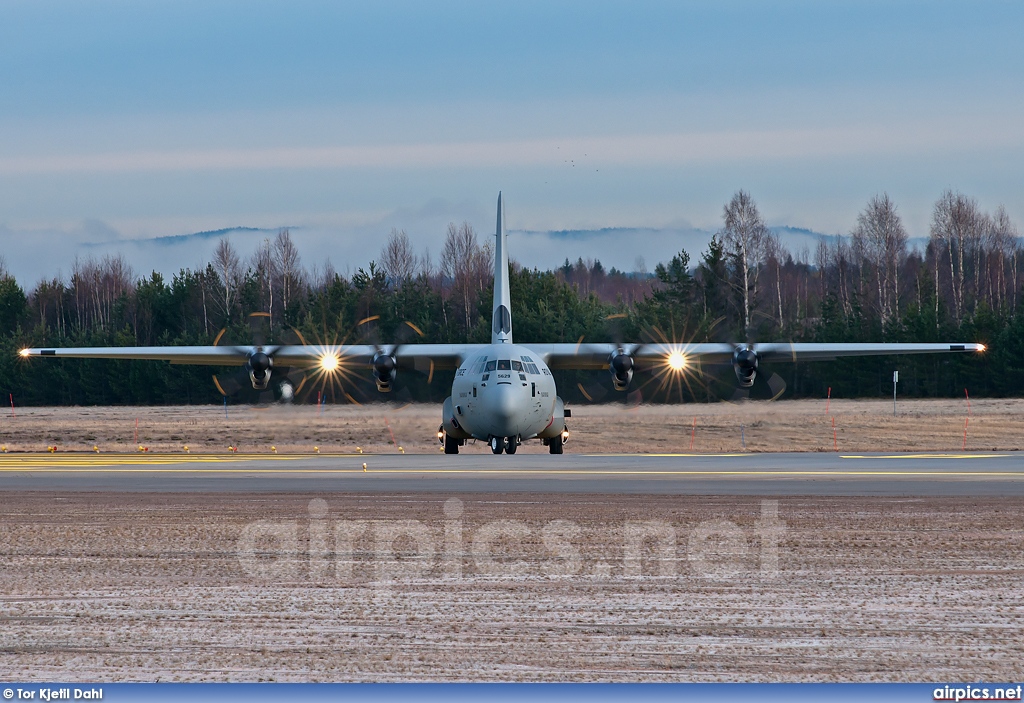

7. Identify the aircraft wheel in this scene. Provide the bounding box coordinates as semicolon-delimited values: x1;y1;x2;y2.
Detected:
505;436;518;455
548;434;563;455
490;436;505;454
444;434;460;455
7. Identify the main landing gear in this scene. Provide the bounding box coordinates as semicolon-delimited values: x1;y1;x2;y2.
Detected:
489;436;519;454
444;434;461;455
546;433;563;454
542;424;567;454
439;425;462;455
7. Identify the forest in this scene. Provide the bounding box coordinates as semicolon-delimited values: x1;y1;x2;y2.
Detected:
0;189;1019;406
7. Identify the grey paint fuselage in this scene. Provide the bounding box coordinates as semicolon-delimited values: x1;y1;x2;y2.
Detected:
451;343;558;440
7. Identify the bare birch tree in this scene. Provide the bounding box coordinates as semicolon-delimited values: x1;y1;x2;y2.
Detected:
380;228;417;285
251;238;276;321
719;191;769;337
439;222;493;337
273;228;303;322
852;193;908;327
989;206;1020;312
213;238;241;321
766;231;784;327
930;190;983;324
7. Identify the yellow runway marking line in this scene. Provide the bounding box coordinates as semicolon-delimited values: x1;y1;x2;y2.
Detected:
352;469;1024;477
841;454;1012;460
593;453;1013;460
0;467;1020;478
586;453;749;458
0;453;363;469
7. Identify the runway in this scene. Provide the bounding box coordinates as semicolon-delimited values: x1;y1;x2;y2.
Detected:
0;450;1021;494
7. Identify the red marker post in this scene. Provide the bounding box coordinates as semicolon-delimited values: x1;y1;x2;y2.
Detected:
825;387;831;415
8;394;14;418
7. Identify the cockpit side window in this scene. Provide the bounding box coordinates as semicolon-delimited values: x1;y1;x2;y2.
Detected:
511;360;522;372
497;359;511;371
484;360;497;372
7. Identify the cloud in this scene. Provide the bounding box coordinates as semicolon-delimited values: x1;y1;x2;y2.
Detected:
3;119;1022;176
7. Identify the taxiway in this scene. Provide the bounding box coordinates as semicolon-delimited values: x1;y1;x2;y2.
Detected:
0;451;1020;495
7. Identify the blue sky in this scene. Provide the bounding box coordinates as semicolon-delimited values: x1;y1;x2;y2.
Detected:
1;1;1023;282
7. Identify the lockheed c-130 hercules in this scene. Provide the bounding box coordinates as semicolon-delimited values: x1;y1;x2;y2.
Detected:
21;193;984;455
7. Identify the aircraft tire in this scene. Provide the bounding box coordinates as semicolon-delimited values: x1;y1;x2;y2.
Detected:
505;436;518;455
444;434;460;454
490;437;505;454
548;435;563;455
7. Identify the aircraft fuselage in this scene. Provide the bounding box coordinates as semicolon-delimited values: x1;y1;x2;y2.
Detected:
449;343;559;442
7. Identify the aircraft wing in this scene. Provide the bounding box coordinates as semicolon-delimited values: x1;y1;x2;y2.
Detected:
20;345;252;365
20;343;472;370
525;342;986;370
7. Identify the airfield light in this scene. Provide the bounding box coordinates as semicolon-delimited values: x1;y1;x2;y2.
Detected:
320;353;340;372
667;350;687;372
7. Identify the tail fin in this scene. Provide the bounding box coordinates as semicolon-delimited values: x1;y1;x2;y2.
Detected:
491;192;513;344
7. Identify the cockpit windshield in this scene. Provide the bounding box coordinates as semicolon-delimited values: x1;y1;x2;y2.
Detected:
497;359;511;370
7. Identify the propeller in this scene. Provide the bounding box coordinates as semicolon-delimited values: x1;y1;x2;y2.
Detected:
211;313;312;404
303;315;439;407
574;313;632;403
212;313;275;402
726;342;793;402
573;314;681;407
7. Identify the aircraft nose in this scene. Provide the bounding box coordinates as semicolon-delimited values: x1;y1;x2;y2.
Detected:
488;383;520;435
493;383;517;417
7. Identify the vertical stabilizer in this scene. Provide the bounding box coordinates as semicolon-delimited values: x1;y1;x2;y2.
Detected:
491;192;513;344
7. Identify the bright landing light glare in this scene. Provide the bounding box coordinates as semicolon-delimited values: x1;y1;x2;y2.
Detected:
667;350;687;372
320;354;340;372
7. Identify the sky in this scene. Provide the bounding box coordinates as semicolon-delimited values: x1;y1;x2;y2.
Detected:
1;0;1023;284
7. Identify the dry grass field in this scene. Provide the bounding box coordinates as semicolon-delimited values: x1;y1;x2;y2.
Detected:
0;493;1021;681
0;397;1016;454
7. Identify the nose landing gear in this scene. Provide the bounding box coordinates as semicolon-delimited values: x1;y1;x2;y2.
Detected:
489;436;520;455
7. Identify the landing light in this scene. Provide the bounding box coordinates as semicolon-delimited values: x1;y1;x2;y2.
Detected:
320;354;340;372
977;344;987;353
18;349;29;357
667;350;687;372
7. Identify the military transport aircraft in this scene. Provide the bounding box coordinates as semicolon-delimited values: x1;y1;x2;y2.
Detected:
20;193;984;455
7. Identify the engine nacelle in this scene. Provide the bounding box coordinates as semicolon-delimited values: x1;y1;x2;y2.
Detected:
538;396;569;440
247;351;273;390
608;350;634;391
733;348;758;387
372;351;396;392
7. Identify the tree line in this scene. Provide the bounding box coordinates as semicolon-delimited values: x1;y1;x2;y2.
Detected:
0;188;1019;406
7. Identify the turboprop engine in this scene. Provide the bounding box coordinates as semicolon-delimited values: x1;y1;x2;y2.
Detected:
733;347;758;387
608;349;634;391
247;351;273;390
372;351;397;392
